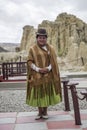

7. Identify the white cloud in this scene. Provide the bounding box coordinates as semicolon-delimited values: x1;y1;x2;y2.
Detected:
0;0;87;43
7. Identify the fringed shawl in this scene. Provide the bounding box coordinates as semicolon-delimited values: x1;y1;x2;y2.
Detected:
26;43;62;97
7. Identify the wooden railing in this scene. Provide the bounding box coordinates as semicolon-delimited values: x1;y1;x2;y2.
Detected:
1;62;27;80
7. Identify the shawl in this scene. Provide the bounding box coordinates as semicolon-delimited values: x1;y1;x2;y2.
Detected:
27;43;62;96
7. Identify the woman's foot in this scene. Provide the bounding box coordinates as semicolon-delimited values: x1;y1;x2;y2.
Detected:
42;107;48;119
35;113;42;120
35;107;43;120
42;113;48;119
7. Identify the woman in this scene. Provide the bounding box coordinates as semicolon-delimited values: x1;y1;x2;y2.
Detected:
26;28;62;119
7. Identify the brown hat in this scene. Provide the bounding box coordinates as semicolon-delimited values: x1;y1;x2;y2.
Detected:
36;28;48;38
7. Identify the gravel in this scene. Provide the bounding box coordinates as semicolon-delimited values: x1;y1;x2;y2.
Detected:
0;89;87;112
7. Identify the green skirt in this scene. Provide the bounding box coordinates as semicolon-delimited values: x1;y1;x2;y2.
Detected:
26;83;61;107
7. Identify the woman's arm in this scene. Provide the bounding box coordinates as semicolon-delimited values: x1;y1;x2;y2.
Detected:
31;63;52;73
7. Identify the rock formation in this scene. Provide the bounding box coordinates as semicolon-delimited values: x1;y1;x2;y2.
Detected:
20;25;36;51
20;13;87;70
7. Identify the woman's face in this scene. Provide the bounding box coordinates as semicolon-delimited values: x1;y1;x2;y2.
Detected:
37;35;47;46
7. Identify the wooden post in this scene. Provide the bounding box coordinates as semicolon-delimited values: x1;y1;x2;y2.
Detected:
61;80;70;111
67;83;81;125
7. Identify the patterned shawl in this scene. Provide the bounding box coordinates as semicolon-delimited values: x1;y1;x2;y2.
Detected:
27;43;62;96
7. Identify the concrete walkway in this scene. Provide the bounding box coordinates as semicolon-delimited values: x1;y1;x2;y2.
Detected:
0;77;87;90
1;71;87;87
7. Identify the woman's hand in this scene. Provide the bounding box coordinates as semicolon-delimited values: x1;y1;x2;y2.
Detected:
39;68;49;74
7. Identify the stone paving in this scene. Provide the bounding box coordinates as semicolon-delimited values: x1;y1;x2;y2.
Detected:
0;88;87;112
0;110;87;130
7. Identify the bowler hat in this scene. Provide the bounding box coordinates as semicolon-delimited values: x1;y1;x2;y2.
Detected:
36;28;48;38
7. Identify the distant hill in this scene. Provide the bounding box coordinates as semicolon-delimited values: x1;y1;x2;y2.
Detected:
0;43;20;52
0;46;8;52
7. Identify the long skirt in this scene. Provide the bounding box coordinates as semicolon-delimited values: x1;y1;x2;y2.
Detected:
26;82;61;107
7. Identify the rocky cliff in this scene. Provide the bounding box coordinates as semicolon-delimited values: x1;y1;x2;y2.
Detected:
20;12;87;69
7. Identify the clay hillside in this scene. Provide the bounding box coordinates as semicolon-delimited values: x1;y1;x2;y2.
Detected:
0;12;87;71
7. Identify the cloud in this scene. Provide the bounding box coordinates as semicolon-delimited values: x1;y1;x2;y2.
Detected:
0;0;87;43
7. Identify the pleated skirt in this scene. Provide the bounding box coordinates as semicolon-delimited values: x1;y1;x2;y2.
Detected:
26;83;61;107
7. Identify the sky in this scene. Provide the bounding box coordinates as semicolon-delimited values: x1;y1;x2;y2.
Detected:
0;0;87;44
